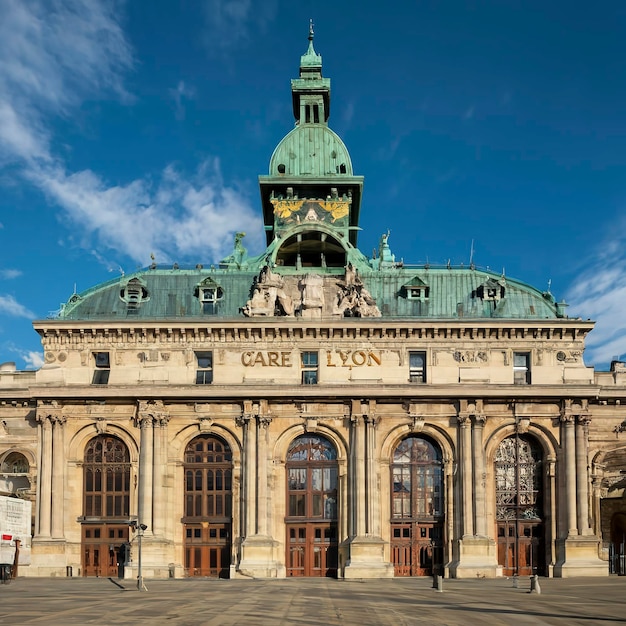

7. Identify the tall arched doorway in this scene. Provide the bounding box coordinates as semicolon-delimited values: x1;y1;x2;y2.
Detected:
495;434;545;576
285;434;338;577
390;435;444;576
81;435;131;577
183;435;232;577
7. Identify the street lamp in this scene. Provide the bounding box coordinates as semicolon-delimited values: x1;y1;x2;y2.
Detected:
129;520;148;591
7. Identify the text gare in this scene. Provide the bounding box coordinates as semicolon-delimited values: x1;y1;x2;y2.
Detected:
240;350;382;368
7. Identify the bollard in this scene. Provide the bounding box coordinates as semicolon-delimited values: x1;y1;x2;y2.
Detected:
512;574;518;588
529;574;541;594
434;574;443;592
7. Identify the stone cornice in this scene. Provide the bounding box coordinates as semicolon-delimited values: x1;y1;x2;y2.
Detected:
28;382;602;402
33;317;594;345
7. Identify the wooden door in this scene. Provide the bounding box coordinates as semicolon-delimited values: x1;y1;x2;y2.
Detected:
184;523;230;577
82;524;128;577
286;523;337;577
391;521;443;576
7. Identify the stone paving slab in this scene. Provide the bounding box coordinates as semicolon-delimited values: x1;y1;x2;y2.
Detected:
0;576;625;625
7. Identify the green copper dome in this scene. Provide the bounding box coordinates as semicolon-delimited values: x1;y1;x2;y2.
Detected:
268;125;353;177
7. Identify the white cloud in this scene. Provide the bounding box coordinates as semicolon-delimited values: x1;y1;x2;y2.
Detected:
0;0;264;268
22;350;44;370
0;269;22;280
202;0;277;52
0;295;34;318
30;159;264;265
169;81;195;121
566;225;626;366
0;0;133;165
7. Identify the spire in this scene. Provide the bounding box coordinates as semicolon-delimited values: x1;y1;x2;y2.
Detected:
301;19;321;69
292;21;329;124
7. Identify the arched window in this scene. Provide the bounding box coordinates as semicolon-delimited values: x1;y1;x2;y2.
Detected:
83;436;130;518
495;434;545;576
390;435;444;576
81;435;131;577
183;435;233;577
285;435;338;577
1;452;29;474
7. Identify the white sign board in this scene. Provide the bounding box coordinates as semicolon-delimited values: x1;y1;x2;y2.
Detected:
0;496;32;565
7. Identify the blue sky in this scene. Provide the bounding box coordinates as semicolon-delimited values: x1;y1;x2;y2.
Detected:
1;0;625;370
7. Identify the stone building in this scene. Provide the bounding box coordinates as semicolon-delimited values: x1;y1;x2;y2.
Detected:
1;28;626;579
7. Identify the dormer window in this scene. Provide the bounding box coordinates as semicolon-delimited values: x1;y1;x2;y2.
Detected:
475;279;505;303
120;278;149;314
402;277;429;300
195;279;223;315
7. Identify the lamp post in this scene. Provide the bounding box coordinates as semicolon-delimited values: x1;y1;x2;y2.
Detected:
129;521;148;591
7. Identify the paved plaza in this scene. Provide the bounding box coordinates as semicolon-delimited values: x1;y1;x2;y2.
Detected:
0;576;625;625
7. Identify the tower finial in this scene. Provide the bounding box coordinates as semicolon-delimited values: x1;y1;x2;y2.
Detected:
309;19;314;41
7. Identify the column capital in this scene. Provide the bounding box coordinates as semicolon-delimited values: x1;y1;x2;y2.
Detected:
36;400;64;425
560;398;590;422
135;399;169;428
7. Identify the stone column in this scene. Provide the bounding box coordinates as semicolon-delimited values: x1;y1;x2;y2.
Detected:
365;413;377;536
458;414;474;537
591;465;604;538
152;412;170;537
51;415;67;539
472;414;487;537
257;416;272;537
561;414;578;536
242;402;257;537
352;411;366;537
575;415;591;535
547;455;557;571
136;401;156;535
37;414;53;538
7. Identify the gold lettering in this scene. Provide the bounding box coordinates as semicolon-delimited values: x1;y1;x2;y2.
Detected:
281;352;291;367
352;351;367;366
254;352;267;366
327;350;336;367
367;351;382;366
267;351;280;366
241;351;254;366
338;350;350;366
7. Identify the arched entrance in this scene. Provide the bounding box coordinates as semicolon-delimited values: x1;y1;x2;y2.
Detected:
81;435;130;577
390;435;444;576
285;434;338;577
183;435;232;577
495;434;545;576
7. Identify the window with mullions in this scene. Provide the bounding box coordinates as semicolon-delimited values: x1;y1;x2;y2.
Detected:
92;352;110;385
286;435;338;519
301;351;318;385
83;435;130;518
195;351;213;385
391;436;443;519
513;352;531;385
409;351;426;383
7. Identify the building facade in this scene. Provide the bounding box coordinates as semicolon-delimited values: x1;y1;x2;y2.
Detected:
1;30;626;579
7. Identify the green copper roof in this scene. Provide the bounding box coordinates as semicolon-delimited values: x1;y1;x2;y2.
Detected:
54;29;566;324
269;125;353;177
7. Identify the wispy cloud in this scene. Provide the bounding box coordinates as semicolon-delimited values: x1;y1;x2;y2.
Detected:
30;159;263;265
0;295;34;318
566;226;626;365
0;269;22;280
169;80;195;121
21;350;44;369
0;0;263;268
0;0;133;165
202;0;277;52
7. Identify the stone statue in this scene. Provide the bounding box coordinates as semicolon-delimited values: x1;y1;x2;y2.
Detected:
242;266;294;317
